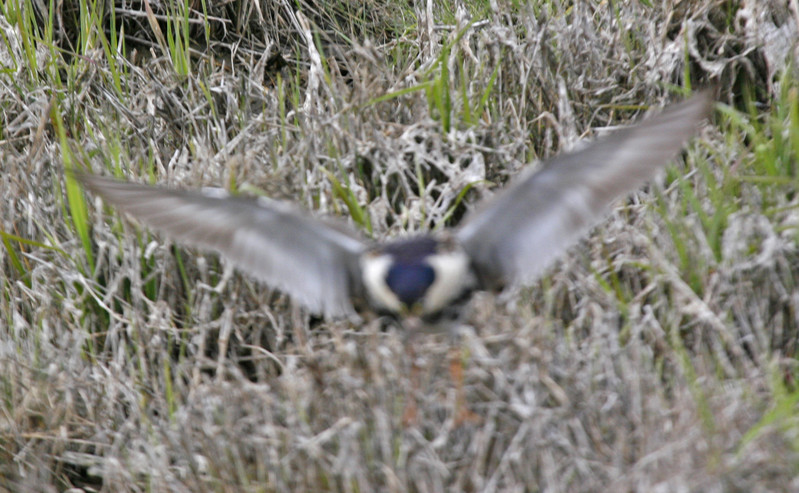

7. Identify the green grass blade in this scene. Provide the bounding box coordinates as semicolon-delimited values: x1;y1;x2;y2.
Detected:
51;98;95;272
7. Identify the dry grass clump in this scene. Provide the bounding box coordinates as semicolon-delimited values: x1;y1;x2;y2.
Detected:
2;0;799;491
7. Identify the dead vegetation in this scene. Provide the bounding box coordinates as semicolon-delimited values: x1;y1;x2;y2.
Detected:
1;0;799;491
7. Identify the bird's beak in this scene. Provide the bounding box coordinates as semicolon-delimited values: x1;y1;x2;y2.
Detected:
409;302;425;317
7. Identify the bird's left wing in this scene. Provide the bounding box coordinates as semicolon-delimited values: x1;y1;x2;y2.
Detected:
78;174;367;318
456;91;713;290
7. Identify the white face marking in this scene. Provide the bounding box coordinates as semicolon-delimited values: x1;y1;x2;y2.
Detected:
360;254;403;312
423;250;473;314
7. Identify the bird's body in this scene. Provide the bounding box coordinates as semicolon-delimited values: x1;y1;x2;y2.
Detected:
361;234;476;330
76;92;712;336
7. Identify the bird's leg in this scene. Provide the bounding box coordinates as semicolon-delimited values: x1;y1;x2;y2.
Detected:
449;333;481;426
401;317;423;426
401;340;421;426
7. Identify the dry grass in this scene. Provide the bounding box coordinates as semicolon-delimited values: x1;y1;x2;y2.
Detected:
2;0;799;491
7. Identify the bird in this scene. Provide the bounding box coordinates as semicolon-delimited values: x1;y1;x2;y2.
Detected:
76;92;711;330
76;91;711;423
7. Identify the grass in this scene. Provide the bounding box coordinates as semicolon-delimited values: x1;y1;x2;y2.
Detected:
1;0;799;491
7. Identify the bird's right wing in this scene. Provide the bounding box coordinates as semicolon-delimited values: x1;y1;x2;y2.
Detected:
78;174;368;318
456;91;713;290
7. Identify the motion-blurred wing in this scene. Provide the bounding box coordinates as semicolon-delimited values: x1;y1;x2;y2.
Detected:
79;174;367;317
457;91;712;290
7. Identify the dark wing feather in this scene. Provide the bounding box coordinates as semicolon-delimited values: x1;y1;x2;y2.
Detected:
457;91;713;290
79;174;367;317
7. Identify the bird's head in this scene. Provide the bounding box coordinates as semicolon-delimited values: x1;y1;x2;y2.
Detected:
360;235;477;326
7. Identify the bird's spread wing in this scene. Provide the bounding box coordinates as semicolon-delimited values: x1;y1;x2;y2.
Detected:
456;91;713;290
79;174;367;317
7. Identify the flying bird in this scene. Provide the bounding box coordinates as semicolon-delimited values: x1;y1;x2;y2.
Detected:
77;93;711;336
77;92;711;424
